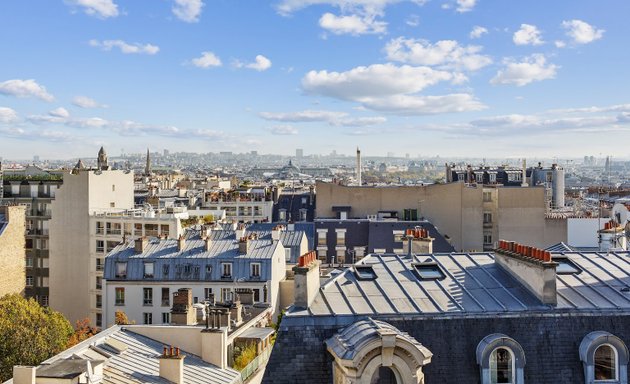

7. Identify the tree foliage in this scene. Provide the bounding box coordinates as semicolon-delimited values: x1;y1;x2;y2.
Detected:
0;294;74;382
66;318;98;348
114;310;134;325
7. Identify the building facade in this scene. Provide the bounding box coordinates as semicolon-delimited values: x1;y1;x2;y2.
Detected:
0;205;26;297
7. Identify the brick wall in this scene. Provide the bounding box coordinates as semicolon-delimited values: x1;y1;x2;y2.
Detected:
263;313;630;384
0;205;26;297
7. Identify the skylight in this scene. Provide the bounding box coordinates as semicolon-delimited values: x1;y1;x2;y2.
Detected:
553;257;581;275
413;262;445;280
354;266;377;280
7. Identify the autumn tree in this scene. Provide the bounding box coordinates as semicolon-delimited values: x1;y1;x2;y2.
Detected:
114;310;135;325
67;318;98;348
0;294;74;381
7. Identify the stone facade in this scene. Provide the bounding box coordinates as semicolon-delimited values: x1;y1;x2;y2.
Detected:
0;205;26;296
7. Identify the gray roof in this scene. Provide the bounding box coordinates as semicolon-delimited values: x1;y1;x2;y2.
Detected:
0;214;6;236
5;326;241;384
293;251;630;318
545;242;575;252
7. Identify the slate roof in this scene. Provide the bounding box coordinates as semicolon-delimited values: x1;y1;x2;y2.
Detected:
545;242;576;252
5;326;241;384
0;213;6;236
294;251;630;318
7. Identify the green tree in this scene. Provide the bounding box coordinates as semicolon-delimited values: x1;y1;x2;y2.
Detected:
0;294;74;381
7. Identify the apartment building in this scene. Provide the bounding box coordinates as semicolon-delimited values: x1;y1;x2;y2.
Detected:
203;187;273;223
103;231;286;327
0;205;26;297
1;166;63;304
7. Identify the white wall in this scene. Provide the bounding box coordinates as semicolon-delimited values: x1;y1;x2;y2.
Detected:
567;218;607;247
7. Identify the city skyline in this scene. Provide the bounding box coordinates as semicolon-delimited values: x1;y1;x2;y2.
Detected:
1;1;630;159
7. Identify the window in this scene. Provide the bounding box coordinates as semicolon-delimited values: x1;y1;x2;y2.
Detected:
317;230;328;246
143;312;152;325
112;184;115;192
26;276;33;287
580;331;629;384
115;287;125;306
161;287;170;306
222;263;232;278
483;212;493;224
413;262;445;280
40;295;48;307
162;264;170;277
115;262;127;278
336;230;346;245
251;263;261;278
26;257;33;267
160;224;170;237
490;348;513;383
143;288;153;306
355;266;377;280
96;276;102;290
205;264;213;279
279;209;286;221
96;294;102;308
96;313;102;328
110;202;115;208
221;288;233;302
477;334;526;384
594;345;617;381
96;221;104;234
106;241;118;252
253;289;260;302
143;262;154;278
162;312;170;324
299;209;307;221
484;233;492;245
476;173;484;183
96;258;104;271
483;191;492;202
553;257;581;275
134;223;142;236
96;240;105;253
204;288;213;301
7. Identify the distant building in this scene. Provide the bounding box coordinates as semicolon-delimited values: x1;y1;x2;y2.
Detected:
203;187;274;223
273;186;316;223
296;148;304;158
249;160;333;179
0;205;26;297
264;243;630;384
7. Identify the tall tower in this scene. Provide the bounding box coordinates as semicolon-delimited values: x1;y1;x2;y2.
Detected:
145;148;152;176
97;146;109;170
356;147;362;186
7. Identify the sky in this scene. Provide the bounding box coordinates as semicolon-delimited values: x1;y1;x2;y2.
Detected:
1;0;630;160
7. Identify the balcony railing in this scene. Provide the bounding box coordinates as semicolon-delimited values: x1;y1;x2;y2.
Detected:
240;345;273;382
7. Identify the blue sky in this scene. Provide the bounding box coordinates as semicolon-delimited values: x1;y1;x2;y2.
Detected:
1;0;629;160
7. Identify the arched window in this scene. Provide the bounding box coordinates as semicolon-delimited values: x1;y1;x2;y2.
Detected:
490;347;514;384
594;344;617;381
477;334;525;384
579;331;629;384
370;366;399;384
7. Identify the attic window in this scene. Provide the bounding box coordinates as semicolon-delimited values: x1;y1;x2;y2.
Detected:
553;257;581;275
354;266;377;280
413;262;445;280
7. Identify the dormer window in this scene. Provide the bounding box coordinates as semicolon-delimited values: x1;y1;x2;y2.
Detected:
580;331;629;384
143;262;154;278
115;262;127;278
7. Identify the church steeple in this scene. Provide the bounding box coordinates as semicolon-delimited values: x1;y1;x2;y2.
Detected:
145;148;152;176
97;146;109;170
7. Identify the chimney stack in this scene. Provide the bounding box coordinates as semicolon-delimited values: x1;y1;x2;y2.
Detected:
13;366;36;384
177;235;186;252
235;223;246;239
403;228;434;257
134;237;148;253
293;251;320;309
598;220;627;251
356;147;362;186
204;236;212;251
159;346;185;384
521;158;528;187
272;225;284;241
495;240;557;305
171;288;196;325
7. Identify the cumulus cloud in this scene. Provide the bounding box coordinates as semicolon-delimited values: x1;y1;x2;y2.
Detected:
235;55;272;71
490;54;558;86
469;26;487;39
337;116;387;126
276;0;427;16
49;107;70;118
0;79;54;102
172;0;204;22
561;19;604;44
191;52;222;68
65;0;119;18
319;12;386;35
0;107;18;123
456;0;476;13
513;24;544;46
554;40;566;48
259;110;347;123
384;37;492;71
72;96;106;108
0;126;74;142
89;39;159;55
360;93;486;114
269;125;299;135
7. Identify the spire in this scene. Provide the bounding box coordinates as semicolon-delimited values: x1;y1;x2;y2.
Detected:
145;148;152;176
97;146;109;170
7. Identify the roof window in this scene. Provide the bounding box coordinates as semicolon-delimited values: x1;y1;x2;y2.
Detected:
552;256;581;275
354;266;377;280
412;260;445;280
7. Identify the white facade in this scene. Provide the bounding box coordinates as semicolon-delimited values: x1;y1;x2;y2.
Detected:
205;199;273;223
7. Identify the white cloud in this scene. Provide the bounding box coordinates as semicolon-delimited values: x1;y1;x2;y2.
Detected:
269;125;299;135
235;55;272;71
65;0;119;18
0;79;54;102
490;54;558;86
191;51;222;68
72;96;106;108
456;0;476;13
319;12;386;35
513;24;544;46
406;14;420;27
554;40;566;48
384;37;492;71
172;0;204;23
360;93;486;114
259;110;347;122
276;0;427;16
0;107;18;123
302;63;454;100
562;19;604;44
49;107;70;118
89;39;159;55
469;26;487;39
337;116;387;126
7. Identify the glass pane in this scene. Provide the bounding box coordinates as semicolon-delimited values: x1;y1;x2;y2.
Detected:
490;348;513;384
594;345;616;380
370;366;397;384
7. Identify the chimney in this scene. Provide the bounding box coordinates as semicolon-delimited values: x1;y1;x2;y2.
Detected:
204;236;212;251
598;220;627;251
159;346;185;384
171;288;196;325
271;225;283;241
201;327;228;369
521;158;528;187
177;235;186;252
13;366;36;384
402;228;433;257
239;236;249;254
293;251;320;309
134;237;148;253
356;147;362;186
495;240;557;305
235;224;246;239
